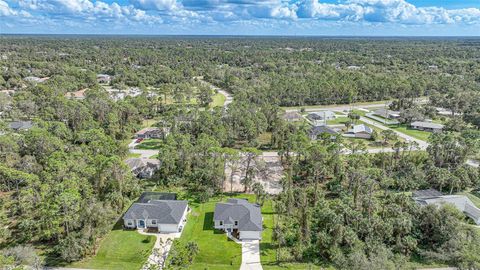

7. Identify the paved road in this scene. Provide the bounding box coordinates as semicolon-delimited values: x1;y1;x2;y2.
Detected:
359;116;428;150
195;77;233;107
284;97;429;113
240;240;263;270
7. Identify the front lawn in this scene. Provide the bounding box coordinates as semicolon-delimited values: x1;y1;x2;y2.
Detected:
327;116;350;125
70;229;155;270
135;139;163;150
390;124;431;141
210;92;226;107
166;195;245;269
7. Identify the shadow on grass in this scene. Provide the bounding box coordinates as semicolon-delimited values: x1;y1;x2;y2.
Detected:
203;212;214;231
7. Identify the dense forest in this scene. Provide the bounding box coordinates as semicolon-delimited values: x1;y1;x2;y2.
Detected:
0;36;479;269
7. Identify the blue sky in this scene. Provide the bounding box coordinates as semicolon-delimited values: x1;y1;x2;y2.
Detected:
1;0;480;36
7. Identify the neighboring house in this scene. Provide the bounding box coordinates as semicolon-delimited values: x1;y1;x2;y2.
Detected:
435;107;462;117
135;127;168;139
309;126;338;140
97;74;112;84
214;198;263;240
307;111;336;126
347;124;373;139
413;189;480;225
65;88;87;100
123;193;188;233
0;89;15;96
24;76;49;83
373;108;400;119
282;111;302;122
410;121;444;132
9;121;33;131
125;158;161;179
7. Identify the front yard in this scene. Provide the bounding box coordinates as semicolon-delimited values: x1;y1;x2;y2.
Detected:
165;195;245;269
390;124;431;141
135;139;163;150
70;228;155;270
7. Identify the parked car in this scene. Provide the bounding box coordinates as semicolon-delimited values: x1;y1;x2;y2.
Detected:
135;138;144;143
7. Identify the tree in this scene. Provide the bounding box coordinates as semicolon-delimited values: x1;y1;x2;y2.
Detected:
241;147;261;192
252;182;266;205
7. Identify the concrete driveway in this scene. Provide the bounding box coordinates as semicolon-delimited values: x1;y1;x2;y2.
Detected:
240;240;263;270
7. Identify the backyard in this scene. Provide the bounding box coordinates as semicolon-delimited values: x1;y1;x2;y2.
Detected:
70;227;155;270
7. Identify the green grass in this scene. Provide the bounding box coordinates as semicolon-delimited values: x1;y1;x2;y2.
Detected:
390;124;431;141
458;192;480;209
70;229;155;270
210;92;226;107
135;139;163;150
127;152;141;159
167;194;248;269
327;117;350;125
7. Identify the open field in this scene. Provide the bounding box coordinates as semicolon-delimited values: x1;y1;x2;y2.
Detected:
70;228;155;270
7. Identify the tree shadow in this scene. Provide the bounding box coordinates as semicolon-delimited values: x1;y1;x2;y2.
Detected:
203;212;214;231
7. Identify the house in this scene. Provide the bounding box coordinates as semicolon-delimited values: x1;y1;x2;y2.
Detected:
135;127;167;139
123;193;188;233
282;111;302;122
307;111;336;126
65;89;87;100
435;107;462;117
24;76;49;83
9;121;33;131
413;189;480;225
309;126;338;140
125;158;160;179
373;108;400;119
410;121;444;132
97;74;111;84
347;124;373;139
213;198;263;240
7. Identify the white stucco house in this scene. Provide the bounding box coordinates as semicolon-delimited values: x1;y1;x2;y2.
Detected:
213;198;263;240
123;193;188;233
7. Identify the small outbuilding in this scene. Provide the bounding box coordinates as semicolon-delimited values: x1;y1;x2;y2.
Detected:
9;121;33;131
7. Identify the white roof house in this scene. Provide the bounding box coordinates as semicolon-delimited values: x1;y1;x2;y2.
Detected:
410;121;444;132
347;124;373;139
413;189;480;225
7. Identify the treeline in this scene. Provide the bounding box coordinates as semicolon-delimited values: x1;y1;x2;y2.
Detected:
0;85;143;262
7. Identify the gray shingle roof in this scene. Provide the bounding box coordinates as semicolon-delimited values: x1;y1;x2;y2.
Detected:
310;126;338;137
9;121;33;131
123;200;187;224
125;158;160;170
214;198;262;231
307;111;335;120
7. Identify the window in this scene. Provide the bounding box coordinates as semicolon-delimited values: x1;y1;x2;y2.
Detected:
234;221;238;226
127;221;133;226
219;221;223;226
151;220;157;225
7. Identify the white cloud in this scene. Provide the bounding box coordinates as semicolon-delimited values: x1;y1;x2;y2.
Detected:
296;0;480;25
129;0;178;11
